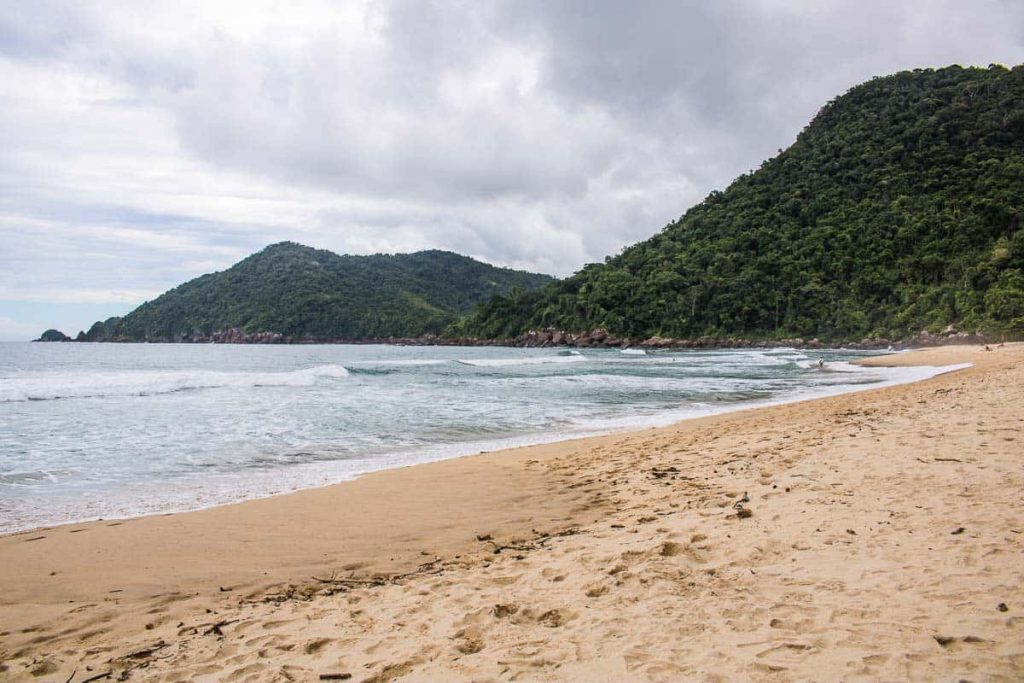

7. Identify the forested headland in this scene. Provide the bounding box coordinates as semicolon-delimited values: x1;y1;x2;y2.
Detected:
457;65;1024;344
65;243;553;342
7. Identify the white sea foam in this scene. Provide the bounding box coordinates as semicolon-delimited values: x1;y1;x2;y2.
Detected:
620;348;647;355
818;360;862;372
0;364;350;402
650;350;799;367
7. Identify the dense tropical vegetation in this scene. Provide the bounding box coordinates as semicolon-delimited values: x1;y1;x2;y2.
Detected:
79;243;553;341
457;65;1024;342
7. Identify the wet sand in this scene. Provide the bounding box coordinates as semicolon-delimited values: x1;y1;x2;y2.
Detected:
1;343;1022;681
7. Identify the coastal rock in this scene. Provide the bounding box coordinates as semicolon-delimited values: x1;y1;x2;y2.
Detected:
84;316;123;342
641;335;672;348
36;329;70;342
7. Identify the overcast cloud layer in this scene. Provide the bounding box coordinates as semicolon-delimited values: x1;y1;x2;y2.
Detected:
1;0;1023;339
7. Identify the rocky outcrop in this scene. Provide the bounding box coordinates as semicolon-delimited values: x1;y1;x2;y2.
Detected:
83;317;124;342
36;329;70;342
904;327;988;347
488;326;991;350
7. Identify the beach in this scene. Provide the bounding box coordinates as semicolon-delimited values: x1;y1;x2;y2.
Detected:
1;343;1021;681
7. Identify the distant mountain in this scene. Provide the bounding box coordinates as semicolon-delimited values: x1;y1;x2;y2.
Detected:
76;242;553;342
458;65;1024;342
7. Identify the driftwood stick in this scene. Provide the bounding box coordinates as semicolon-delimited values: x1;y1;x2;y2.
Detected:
79;672;113;683
122;640;168;659
203;619;238;636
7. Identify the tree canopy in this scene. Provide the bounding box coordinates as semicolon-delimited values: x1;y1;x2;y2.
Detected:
457;65;1024;342
84;242;553;341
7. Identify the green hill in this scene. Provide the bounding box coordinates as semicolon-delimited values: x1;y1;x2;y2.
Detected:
82;243;553;341
458;65;1024;342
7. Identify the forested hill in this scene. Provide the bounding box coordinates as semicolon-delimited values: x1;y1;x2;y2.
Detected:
78;243;553;341
458;65;1024;342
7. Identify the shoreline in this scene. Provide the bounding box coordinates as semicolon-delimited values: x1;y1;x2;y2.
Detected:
1;343;1021;681
32;331;991;350
0;348;969;537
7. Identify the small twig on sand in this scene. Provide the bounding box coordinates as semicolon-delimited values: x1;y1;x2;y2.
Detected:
391;558;444;580
79;672;112;683
203;619;238;636
122;640;168;659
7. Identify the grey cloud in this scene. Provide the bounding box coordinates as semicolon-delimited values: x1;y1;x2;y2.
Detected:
169;30;621;202
0;2;94;60
501;1;736;113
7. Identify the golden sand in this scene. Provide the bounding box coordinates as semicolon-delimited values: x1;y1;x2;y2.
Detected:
1;344;1022;681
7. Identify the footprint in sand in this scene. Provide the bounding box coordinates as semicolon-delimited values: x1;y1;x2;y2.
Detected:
225;662;266;681
536;608;573;627
453;626;485;654
304;637;333;655
492;603;519;619
660;541;683;557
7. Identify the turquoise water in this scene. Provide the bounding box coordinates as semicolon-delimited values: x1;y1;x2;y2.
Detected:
0;343;958;533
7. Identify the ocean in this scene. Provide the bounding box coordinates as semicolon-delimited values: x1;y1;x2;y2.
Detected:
0;342;961;534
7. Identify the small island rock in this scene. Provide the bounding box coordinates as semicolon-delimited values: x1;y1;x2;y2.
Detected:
37;329;70;342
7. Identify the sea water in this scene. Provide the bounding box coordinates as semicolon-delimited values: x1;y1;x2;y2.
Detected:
0;343;964;533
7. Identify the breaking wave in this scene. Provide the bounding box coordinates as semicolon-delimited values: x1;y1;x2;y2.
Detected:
0;364;350;402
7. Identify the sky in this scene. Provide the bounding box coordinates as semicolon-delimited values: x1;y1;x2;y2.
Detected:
1;1;1023;340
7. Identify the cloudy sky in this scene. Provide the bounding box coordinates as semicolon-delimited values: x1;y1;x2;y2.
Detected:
1;1;1022;339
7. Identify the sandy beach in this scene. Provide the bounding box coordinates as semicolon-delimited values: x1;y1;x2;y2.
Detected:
1;344;1022;681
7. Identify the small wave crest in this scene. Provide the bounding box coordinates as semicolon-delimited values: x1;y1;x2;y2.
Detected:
344;359;449;376
620;348;647;355
0;364;350;402
346;359;449;368
0;470;65;486
455;353;587;368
